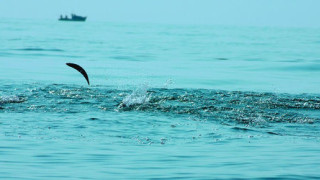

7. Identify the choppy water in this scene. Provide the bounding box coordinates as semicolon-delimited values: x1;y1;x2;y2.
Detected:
1;19;320;179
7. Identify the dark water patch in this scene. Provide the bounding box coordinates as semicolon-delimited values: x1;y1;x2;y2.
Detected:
135;54;155;60
231;127;256;132
47;125;60;129
37;175;71;178
110;55;142;61
80;101;92;104
206;132;223;139
53;38;74;41
88;40;104;44
280;64;320;72
279;59;305;63
232;127;282;136
266;131;281;135
14;48;64;52
65;55;85;58
85;153;113;160
74;125;86;129
33;154;53;158
216;57;229;61
1;52;83;59
8;38;22;41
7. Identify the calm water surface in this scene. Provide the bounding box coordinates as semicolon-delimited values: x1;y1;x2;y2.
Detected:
1;19;320;179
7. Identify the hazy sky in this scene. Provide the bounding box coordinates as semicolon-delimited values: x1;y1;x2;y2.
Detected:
1;0;319;27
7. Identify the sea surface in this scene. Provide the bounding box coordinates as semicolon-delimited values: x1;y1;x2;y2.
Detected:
1;18;320;179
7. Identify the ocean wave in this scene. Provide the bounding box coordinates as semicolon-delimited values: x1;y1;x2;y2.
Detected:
2;84;318;126
14;48;64;52
0;95;26;104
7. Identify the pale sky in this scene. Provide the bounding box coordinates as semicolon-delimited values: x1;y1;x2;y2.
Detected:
0;0;319;27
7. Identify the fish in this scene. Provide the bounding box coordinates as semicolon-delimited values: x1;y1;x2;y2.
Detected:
66;63;90;85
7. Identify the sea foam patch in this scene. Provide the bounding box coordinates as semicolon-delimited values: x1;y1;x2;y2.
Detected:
0;95;25;104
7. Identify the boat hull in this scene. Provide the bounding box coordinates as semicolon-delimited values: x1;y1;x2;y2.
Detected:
59;17;86;22
59;14;87;22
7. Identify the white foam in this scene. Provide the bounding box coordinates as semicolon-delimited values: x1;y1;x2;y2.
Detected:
0;95;22;104
163;79;174;89
121;84;151;107
252;116;268;127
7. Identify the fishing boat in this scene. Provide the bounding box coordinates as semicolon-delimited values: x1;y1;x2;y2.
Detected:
59;14;87;22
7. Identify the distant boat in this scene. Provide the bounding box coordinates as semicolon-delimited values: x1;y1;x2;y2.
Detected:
59;14;87;22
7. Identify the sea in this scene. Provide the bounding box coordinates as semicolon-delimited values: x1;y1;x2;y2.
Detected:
1;18;320;179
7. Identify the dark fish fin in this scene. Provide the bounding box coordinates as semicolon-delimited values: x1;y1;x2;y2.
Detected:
66;63;90;85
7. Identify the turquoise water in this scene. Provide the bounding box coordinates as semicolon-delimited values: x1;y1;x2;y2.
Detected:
1;19;320;179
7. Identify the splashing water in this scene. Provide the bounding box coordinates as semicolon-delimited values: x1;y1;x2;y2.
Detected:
119;84;151;108
0;95;25;104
